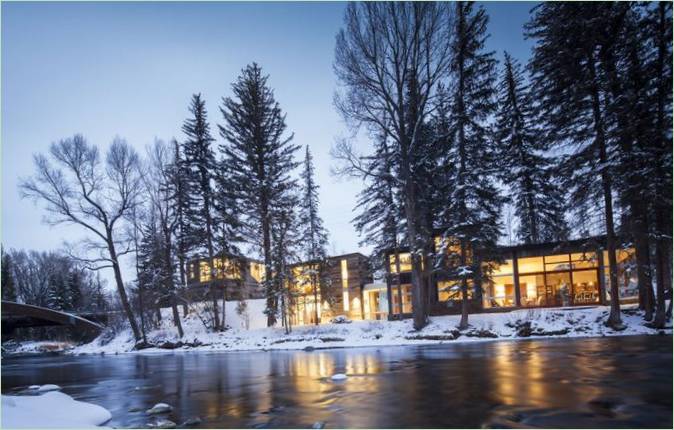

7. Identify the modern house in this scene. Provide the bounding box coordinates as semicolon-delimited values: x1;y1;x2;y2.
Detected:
184;235;637;325
185;252;372;324
383;234;638;320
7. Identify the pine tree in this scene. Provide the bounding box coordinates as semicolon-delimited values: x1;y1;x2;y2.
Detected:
442;1;503;329
219;63;300;327
1;247;17;302
182;94;221;330
494;52;569;244
297;146;329;324
526;2;626;329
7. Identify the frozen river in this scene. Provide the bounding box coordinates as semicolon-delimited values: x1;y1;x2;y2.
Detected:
2;335;672;428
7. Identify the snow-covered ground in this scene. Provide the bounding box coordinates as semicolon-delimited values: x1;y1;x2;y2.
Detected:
70;303;671;355
2;386;111;428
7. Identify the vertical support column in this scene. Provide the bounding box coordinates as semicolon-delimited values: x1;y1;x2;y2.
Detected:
513;250;521;307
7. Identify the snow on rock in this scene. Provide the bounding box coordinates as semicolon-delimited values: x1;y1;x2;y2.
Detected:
70;304;671;356
146;403;173;414
36;384;61;392
330;373;347;381
148;418;177;428
1;391;111;428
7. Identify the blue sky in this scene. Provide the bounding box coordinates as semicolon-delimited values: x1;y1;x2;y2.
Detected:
2;1;535;287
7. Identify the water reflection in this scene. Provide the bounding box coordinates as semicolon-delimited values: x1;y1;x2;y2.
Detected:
2;336;671;428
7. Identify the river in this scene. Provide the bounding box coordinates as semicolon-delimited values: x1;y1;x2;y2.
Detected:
2;335;672;428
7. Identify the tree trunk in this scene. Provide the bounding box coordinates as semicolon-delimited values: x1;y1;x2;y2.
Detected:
587;55;623;329
653;208;668;328
262;207;276;327
108;240;141;342
313;273;319;325
403;180;427;331
171;297;184;338
458;239;470;330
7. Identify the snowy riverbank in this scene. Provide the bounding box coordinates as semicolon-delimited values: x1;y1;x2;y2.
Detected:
68;304;671;355
1;386;111;428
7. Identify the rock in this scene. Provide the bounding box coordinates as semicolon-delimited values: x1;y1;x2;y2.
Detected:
303;346;316;352
181;417;202;426
148;418;177;429
318;337;345;342
465;329;499;338
405;334;456;341
330;315;352;324
516;321;532;337
146;403;173;414
157;341;183;350
330;373;347;381
312;421;325;429
134;341;153;350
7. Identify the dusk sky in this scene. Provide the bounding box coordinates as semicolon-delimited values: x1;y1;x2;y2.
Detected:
2;1;534;288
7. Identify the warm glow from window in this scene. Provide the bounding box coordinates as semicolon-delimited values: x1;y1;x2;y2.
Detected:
389;252;412;273
341;259;349;311
213;257;241;280
517;257;544;274
199;261;211;283
437;280;473;301
249;262;265;282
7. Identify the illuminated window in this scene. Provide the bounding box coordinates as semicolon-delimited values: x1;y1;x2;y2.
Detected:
249;262;265;282
517;256;544;274
199;261;211;283
388;253;412;273
341;259;349;311
570;252;598;269
438;280;473;301
213;257;241;280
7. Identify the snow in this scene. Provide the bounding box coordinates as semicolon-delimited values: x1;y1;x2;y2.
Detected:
71;304;671;356
36;384;61;393
1;391;111;428
330;373;348;381
146;403;172;414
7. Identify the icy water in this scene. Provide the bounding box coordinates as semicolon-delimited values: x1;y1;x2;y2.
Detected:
2;335;672;428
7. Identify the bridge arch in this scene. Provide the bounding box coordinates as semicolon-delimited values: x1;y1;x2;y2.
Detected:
2;301;105;337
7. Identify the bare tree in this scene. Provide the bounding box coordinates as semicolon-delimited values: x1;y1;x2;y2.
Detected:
20;135;143;341
334;2;453;330
142;140;185;337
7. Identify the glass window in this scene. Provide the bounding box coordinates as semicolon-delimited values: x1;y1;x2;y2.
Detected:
391;284;412;314
545;271;572;307
249;262;265;282
570;252;599;269
545;254;569;264
214;258;241;280
603;249;638;300
483;275;516;308
341;259;349;311
490;259;514;276
544;254;570;272
572;270;600;305
438;280;474;302
199;261;211;283
519;274;546;307
517;257;544;274
389;253;412;273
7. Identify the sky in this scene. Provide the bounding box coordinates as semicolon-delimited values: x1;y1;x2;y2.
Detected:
1;1;535;289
